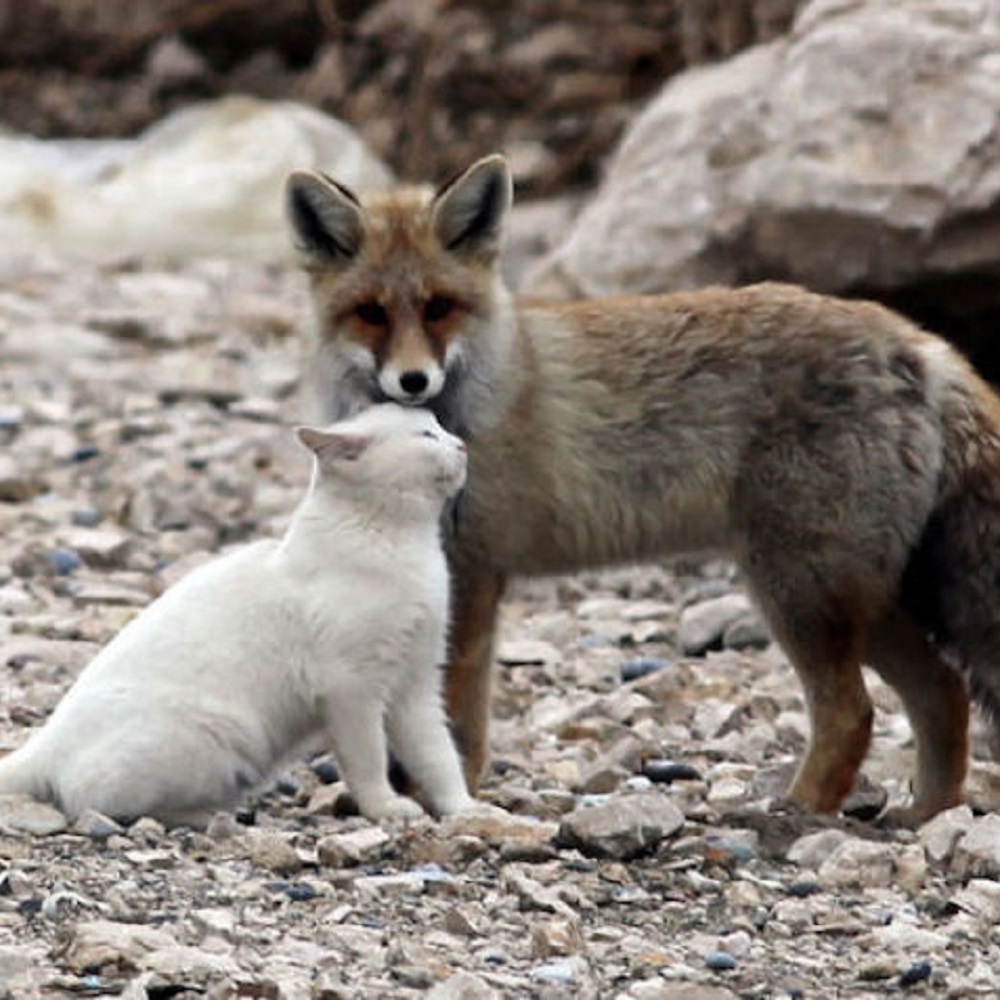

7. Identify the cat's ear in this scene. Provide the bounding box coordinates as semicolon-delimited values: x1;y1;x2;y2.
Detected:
285;170;364;266
296;425;371;462
432;154;512;262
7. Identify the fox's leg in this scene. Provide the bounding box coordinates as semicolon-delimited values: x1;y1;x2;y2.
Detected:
747;576;874;813
865;607;969;821
783;637;873;813
445;568;506;792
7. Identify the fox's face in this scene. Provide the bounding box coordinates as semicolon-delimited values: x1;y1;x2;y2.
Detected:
285;156;515;438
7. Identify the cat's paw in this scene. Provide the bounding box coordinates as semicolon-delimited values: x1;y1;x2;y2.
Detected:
433;791;476;816
363;795;426;823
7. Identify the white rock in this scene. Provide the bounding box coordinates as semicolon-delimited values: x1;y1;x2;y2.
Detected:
785;829;849;869
0;97;392;261
952;812;1000;876
531;0;1000;301
953;878;1000;923
678;595;754;655
818;837;897;888
426;972;502;1000
63;919;178;973
918;804;975;865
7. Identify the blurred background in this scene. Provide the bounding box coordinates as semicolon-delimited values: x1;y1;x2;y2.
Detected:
3;0;1000;377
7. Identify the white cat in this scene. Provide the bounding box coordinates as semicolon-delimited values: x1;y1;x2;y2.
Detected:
0;403;473;827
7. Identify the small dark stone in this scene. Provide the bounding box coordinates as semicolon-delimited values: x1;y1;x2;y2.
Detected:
234;806;257;826
841;780;888;821
309;756;340;784
787;880;822;898
49;548;83;576
642;759;702;784
72;445;100;463
705;836;757;863
17;898;42;917
71;507;102;528
275;773;300;797
898;961;932;988
266;881;318;903
706;950;738;971
579;634;616;649
620;657;669;682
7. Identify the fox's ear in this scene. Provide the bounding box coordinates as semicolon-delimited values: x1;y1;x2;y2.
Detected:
285;171;364;265
296;425;371;461
432;154;512;261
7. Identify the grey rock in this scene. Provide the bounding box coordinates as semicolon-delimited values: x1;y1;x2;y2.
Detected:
531;0;1000;310
952;813;1000;877
248;831;303;875
679;594;755;655
557;791;684;859
317;826;389;867
919;804;975;865
426;971;502;1000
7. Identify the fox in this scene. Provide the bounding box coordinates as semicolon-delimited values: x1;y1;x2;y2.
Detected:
283;153;1000;823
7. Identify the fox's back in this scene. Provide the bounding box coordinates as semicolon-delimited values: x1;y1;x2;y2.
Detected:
457;283;953;575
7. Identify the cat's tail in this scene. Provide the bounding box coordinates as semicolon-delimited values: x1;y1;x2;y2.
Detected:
0;742;48;801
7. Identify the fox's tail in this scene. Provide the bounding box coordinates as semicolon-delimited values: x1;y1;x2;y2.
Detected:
901;345;1000;722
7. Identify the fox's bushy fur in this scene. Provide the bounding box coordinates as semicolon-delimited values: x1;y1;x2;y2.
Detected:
286;155;1000;821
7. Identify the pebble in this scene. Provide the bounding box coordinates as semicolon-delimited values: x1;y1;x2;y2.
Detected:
426;972;501;999
557;791;684;859
248;832;302;875
530;916;584;957
529;959;580;985
818;837;897;888
73;809;124;840
919;804;975;865
705;950;738;971
642;760;702;784
49;547;84;576
317;826;389;867
58;527;131;568
898;960;933;987
678;594;754;655
951;812;1000;877
620;657;669;682
70;507;103;528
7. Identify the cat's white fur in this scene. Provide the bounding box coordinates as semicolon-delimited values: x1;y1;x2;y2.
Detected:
0;403;473;827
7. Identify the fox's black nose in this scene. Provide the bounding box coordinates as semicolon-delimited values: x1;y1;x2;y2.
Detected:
399;371;429;396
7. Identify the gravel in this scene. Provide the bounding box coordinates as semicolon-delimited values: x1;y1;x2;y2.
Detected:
0;253;999;997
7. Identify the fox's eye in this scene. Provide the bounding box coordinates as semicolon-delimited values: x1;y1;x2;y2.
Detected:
355;301;389;326
424;295;455;323
420;430;437;439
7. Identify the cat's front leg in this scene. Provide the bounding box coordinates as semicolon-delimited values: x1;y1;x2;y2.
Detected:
322;695;424;822
386;672;474;817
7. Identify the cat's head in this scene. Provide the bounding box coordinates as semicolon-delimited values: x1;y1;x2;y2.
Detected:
296;403;467;507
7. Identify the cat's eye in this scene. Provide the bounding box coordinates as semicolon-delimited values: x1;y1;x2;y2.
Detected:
424;295;455;323
355;301;389;326
420;430;438;439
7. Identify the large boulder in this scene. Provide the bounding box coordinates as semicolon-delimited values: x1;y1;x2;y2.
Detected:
0;96;392;261
529;0;1000;368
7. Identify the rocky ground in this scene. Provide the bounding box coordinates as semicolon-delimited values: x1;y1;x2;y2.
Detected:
2;252;1000;998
